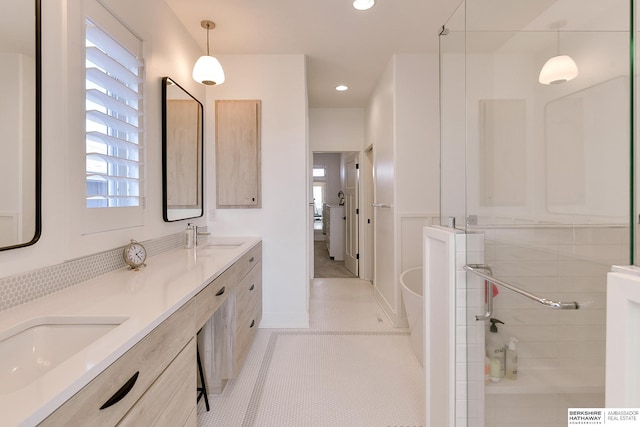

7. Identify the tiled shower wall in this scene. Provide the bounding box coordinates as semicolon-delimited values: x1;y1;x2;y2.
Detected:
477;224;628;427
0;232;184;312
456;232;486;427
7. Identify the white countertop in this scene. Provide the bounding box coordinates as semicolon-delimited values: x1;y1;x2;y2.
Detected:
0;236;261;427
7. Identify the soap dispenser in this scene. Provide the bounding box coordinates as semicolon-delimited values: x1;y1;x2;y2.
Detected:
487;317;506;383
185;223;195;249
506;337;518;380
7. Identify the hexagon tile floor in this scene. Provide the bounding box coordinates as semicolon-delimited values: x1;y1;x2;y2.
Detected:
197;278;425;427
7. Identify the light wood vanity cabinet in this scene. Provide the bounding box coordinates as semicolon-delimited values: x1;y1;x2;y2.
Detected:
38;241;262;426
234;262;262;371
201;242;263;392
39;299;197;427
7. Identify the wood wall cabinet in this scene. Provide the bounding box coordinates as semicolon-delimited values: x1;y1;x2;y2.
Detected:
215;100;261;208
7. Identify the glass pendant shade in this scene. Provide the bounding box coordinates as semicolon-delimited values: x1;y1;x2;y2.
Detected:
538;54;578;85
192;55;225;85
353;0;375;10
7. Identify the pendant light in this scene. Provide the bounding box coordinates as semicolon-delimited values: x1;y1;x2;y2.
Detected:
192;20;225;86
353;0;375;10
538;28;578;85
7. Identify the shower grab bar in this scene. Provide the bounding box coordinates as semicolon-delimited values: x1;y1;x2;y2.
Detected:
371;203;392;208
464;265;580;310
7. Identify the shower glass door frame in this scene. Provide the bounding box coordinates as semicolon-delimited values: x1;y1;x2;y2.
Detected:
439;1;634;426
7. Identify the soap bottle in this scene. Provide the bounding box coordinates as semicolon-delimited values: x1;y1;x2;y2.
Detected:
506;337;518;380
185;223;195;249
487;318;506;383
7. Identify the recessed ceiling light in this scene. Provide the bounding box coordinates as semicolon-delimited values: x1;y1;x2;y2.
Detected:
353;0;375;10
336;85;349;91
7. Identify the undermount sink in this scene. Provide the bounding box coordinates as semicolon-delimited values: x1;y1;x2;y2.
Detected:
206;243;242;249
0;316;127;394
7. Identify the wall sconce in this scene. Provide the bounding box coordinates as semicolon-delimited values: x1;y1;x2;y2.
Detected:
192;20;225;86
538;28;578;85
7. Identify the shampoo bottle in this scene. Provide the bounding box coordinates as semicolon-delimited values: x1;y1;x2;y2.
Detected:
487;318;506;383
506;337;518;380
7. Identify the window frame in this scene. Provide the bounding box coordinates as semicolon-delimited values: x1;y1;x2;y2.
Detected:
81;0;145;234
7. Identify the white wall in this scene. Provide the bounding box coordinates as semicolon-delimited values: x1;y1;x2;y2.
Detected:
366;54;441;325
204;54;309;328
309;108;364;152
367;58;396;321
395;54;440;215
0;0;206;278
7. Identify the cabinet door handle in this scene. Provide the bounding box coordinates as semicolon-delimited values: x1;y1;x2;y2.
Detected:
100;371;139;410
249;256;255;263
215;286;226;296
249;284;255;291
250;319;255;328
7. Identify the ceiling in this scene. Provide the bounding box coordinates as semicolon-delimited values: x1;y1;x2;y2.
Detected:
164;0;462;108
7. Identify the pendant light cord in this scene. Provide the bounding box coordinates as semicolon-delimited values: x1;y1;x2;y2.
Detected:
206;24;211;56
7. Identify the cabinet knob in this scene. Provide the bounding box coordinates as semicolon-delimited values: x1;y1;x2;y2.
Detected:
100;371;139;410
250;319;255;328
249;284;255;291
215;286;225;296
249;256;255;263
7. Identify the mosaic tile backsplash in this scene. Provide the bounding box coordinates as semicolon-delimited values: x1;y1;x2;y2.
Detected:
0;232;185;312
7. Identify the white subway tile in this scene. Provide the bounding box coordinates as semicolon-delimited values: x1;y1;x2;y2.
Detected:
558;340;605;359
558;325;606;342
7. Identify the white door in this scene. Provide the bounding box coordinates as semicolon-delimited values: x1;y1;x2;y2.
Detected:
344;153;359;276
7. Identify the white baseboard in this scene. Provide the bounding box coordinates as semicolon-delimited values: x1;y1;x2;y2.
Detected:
259;311;310;329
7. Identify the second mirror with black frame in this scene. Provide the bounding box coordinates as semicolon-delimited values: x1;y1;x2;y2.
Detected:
0;0;41;251
161;77;204;222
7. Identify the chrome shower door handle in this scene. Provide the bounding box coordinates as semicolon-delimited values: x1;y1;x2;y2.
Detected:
475;279;494;321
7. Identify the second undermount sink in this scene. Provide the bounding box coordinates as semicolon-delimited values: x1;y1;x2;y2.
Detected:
203;239;245;249
0;316;127;394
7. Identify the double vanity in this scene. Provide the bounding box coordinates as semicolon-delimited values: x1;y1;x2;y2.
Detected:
0;237;262;426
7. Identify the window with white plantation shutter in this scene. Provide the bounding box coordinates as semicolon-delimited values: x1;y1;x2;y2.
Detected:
85;17;143;209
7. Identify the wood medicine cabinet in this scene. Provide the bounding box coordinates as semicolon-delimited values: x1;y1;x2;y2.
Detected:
215;100;261;208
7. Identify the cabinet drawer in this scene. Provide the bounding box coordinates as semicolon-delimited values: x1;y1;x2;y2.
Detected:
39;300;196;426
235;242;262;282
196;242;261;330
235;261;262;332
117;338;196;427
235;308;260;371
195;272;232;330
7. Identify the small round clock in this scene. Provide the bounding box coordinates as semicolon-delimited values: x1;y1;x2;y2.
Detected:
124;239;147;270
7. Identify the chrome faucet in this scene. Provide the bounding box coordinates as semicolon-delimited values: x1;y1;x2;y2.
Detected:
194;225;210;247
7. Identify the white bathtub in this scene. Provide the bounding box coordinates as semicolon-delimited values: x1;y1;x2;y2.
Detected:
400;266;423;366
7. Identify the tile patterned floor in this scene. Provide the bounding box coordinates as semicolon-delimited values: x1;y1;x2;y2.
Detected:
197;278;424;427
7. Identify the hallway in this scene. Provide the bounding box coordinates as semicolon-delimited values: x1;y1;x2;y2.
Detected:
313;241;356;279
198;278;423;427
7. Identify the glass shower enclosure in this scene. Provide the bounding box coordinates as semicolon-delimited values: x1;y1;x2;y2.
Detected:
439;1;632;426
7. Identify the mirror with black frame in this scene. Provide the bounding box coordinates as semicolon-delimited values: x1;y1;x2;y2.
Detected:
161;77;204;222
0;0;41;251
